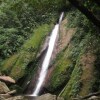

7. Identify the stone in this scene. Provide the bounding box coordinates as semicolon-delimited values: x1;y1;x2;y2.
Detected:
5;96;26;100
0;95;6;100
35;93;64;100
0;94;11;99
36;93;56;100
0;81;10;94
57;96;64;100
88;96;100;100
5;94;64;100
7;90;16;95
0;76;16;83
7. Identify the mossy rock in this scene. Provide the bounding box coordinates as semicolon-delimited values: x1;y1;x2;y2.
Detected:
47;49;74;93
1;54;18;75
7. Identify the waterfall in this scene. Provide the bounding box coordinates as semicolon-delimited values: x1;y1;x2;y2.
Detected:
59;12;64;23
31;12;64;96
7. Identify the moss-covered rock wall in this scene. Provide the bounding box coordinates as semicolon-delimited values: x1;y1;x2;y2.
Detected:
46;9;100;100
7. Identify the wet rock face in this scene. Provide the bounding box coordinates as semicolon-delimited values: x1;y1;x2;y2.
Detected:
0;81;10;94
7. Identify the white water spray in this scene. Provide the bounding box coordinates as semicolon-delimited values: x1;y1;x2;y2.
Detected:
31;12;64;96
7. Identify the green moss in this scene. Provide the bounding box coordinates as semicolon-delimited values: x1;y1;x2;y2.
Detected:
1;54;18;75
85;35;100;93
23;24;50;50
60;56;82;100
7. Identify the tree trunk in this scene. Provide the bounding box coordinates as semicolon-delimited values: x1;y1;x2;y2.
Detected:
68;0;100;27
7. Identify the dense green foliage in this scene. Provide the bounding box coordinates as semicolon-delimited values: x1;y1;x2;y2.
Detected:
0;0;65;60
0;0;100;99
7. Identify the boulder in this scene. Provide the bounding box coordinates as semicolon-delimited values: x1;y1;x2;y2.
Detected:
0;81;10;94
5;96;26;100
36;93;56;100
5;94;64;100
7;90;16;95
0;76;15;84
57;96;64;100
88;96;100;100
35;93;64;100
0;94;11;99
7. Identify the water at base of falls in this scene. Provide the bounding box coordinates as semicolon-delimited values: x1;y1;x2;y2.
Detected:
31;12;64;96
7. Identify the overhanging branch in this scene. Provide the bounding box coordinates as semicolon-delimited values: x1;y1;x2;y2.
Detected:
68;0;100;27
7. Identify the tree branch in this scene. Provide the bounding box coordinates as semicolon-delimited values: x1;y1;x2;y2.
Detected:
93;0;100;6
72;91;100;100
68;0;100;27
81;91;100;99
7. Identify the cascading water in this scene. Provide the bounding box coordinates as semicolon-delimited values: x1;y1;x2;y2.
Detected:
59;12;64;24
31;12;64;96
